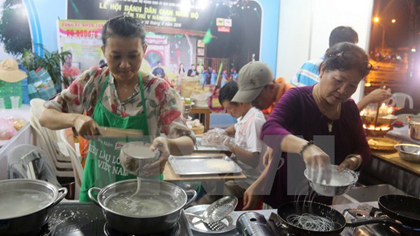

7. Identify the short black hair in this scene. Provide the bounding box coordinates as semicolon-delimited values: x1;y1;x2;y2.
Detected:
218;81;238;105
102;15;146;48
329;26;358;47
322;42;372;77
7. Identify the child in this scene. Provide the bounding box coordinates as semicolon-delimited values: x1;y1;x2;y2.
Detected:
199;81;267;207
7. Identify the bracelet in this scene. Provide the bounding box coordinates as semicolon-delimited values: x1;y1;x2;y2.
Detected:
346;154;362;170
299;140;314;156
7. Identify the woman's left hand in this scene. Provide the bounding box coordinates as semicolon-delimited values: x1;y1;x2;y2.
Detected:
143;137;171;176
337;157;358;171
243;181;263;210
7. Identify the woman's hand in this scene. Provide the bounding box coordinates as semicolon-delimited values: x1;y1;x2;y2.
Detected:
243;181;262;210
73;115;99;139
142;137;170;176
202;128;228;146
302;145;332;183
120;153;141;175
365;87;392;104
337;156;359;171
262;148;273;167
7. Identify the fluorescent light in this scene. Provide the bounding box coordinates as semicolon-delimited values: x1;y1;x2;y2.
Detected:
180;0;191;11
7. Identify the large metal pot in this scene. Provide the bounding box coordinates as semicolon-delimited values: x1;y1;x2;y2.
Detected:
407;116;420;140
0;179;68;236
88;179;197;234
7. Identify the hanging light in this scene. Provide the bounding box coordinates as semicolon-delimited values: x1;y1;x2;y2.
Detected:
180;0;191;11
196;0;209;10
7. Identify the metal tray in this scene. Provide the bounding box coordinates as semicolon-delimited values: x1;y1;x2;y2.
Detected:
185;204;238;234
195;137;230;152
168;155;243;176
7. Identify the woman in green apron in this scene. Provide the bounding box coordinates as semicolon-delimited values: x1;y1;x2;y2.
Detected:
39;15;195;201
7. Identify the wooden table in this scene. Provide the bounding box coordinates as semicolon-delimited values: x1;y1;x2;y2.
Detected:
190;106;211;132
371;150;420;176
361;148;420;197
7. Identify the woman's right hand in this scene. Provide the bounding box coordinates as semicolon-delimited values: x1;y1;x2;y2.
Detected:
366;86;392;104
302;145;332;184
73;115;99;138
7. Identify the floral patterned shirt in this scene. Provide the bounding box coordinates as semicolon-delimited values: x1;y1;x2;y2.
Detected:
45;67;195;143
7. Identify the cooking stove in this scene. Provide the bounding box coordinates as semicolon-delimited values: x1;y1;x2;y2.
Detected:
104;222;181;236
363;207;420;236
31;202;192;236
266;204;420;236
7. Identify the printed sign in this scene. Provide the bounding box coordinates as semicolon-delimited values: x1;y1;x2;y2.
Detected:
218;26;230;33
216;18;225;26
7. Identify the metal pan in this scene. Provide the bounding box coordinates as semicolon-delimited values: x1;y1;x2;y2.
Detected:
378;194;420;228
277;201;403;236
168;155;242;176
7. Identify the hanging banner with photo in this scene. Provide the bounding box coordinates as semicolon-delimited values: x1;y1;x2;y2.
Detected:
57;19;192;87
66;0;262;76
57;19;106;86
65;0;262;90
68;0;225;32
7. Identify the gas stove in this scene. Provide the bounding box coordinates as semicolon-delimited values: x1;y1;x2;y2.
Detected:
26;202;193;236
266;204;420;236
344;205;420;236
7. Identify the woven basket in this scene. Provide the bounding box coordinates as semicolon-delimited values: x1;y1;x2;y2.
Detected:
0;80;22;109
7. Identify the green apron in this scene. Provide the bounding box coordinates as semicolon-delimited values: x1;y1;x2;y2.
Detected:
79;72;156;202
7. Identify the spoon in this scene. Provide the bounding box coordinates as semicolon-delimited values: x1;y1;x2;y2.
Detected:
186;196;238;224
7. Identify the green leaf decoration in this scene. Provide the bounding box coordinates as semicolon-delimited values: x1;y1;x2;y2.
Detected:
147;109;156;118
150;99;158;108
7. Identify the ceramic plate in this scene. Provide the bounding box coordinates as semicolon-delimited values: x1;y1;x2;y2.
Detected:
184;204;238;234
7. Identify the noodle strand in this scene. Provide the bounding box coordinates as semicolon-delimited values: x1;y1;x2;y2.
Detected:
286;213;338;231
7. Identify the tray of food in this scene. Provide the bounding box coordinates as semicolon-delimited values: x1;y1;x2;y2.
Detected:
367;137;399;151
168;155;242;176
194;137;230;152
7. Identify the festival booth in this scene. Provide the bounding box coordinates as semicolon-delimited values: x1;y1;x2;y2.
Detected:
1;0;420;235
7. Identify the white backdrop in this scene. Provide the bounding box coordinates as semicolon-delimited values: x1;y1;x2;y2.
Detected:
276;0;374;103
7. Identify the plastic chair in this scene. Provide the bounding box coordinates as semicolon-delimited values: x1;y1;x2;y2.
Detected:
389;93;414;109
29;99;74;177
59;129;84;199
395;114;410;125
8;144;61;188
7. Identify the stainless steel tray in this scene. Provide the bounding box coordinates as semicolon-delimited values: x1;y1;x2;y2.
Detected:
168;155;243;176
195;137;230;152
185;204;238;234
